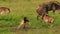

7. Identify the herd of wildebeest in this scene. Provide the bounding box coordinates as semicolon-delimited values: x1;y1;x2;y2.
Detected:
0;1;60;29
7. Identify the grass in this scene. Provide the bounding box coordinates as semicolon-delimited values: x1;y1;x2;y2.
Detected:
0;0;60;34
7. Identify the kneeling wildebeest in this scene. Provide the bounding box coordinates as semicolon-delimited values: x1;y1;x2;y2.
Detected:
0;7;10;15
17;17;29;30
42;15;54;28
36;1;60;20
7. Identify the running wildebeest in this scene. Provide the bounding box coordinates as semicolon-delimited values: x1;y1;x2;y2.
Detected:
0;7;10;15
42;15;54;28
36;1;60;20
17;17;29;30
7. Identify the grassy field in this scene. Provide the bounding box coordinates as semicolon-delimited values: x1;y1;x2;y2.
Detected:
0;0;60;34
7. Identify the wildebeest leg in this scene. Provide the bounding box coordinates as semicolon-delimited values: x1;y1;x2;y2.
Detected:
49;22;54;28
49;23;53;28
46;10;48;14
53;10;55;14
57;10;60;14
37;14;40;20
23;24;25;29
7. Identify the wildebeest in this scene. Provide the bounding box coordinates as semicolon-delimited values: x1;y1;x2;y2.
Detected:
42;15;54;28
0;7;10;15
17;17;29;30
36;1;60;20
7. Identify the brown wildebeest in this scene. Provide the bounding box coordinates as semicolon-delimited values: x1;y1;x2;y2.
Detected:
0;7;10;15
36;1;60;20
42;15;54;28
17;17;29;30
36;3;47;20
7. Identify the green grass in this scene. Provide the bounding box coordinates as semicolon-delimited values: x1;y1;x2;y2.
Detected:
0;0;60;34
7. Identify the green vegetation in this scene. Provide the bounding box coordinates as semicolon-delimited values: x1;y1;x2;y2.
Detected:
0;0;60;34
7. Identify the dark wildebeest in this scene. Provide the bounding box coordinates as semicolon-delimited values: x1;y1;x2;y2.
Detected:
0;7;10;15
17;17;29;30
42;15;54;28
36;1;60;20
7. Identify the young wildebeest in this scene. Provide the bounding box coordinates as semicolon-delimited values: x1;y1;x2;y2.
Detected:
17;17;29;30
42;15;54;28
36;1;60;20
0;7;10;15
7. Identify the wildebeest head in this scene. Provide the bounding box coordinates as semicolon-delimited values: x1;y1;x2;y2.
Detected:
53;1;60;9
23;17;29;23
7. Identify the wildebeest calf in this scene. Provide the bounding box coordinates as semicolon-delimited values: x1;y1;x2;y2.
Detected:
42;15;54;28
17;17;29;30
0;7;10;15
